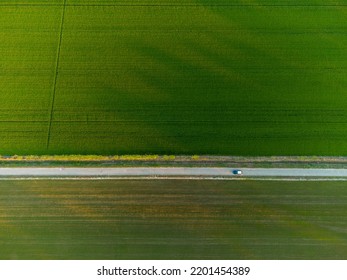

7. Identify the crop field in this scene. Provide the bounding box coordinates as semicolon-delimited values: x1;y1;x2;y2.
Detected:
0;179;347;259
0;1;346;155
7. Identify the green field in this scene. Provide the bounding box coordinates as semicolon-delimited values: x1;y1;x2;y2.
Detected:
1;1;346;155
1;179;347;259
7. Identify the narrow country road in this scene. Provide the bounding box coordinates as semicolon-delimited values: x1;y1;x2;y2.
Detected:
0;167;347;177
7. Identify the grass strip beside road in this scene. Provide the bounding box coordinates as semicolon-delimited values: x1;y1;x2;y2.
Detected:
1;155;347;169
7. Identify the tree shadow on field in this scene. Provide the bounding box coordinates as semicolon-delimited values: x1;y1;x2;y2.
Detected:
124;2;329;154
127;39;247;154
185;0;347;154
50;1;347;155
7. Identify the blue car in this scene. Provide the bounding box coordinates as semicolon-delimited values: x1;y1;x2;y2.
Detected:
232;170;243;175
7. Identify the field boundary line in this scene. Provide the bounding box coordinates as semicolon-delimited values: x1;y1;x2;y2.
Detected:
46;0;67;149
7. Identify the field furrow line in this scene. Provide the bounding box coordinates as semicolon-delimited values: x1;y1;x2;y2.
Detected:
46;0;67;149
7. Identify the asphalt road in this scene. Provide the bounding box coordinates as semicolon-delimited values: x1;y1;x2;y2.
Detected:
0;167;347;177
